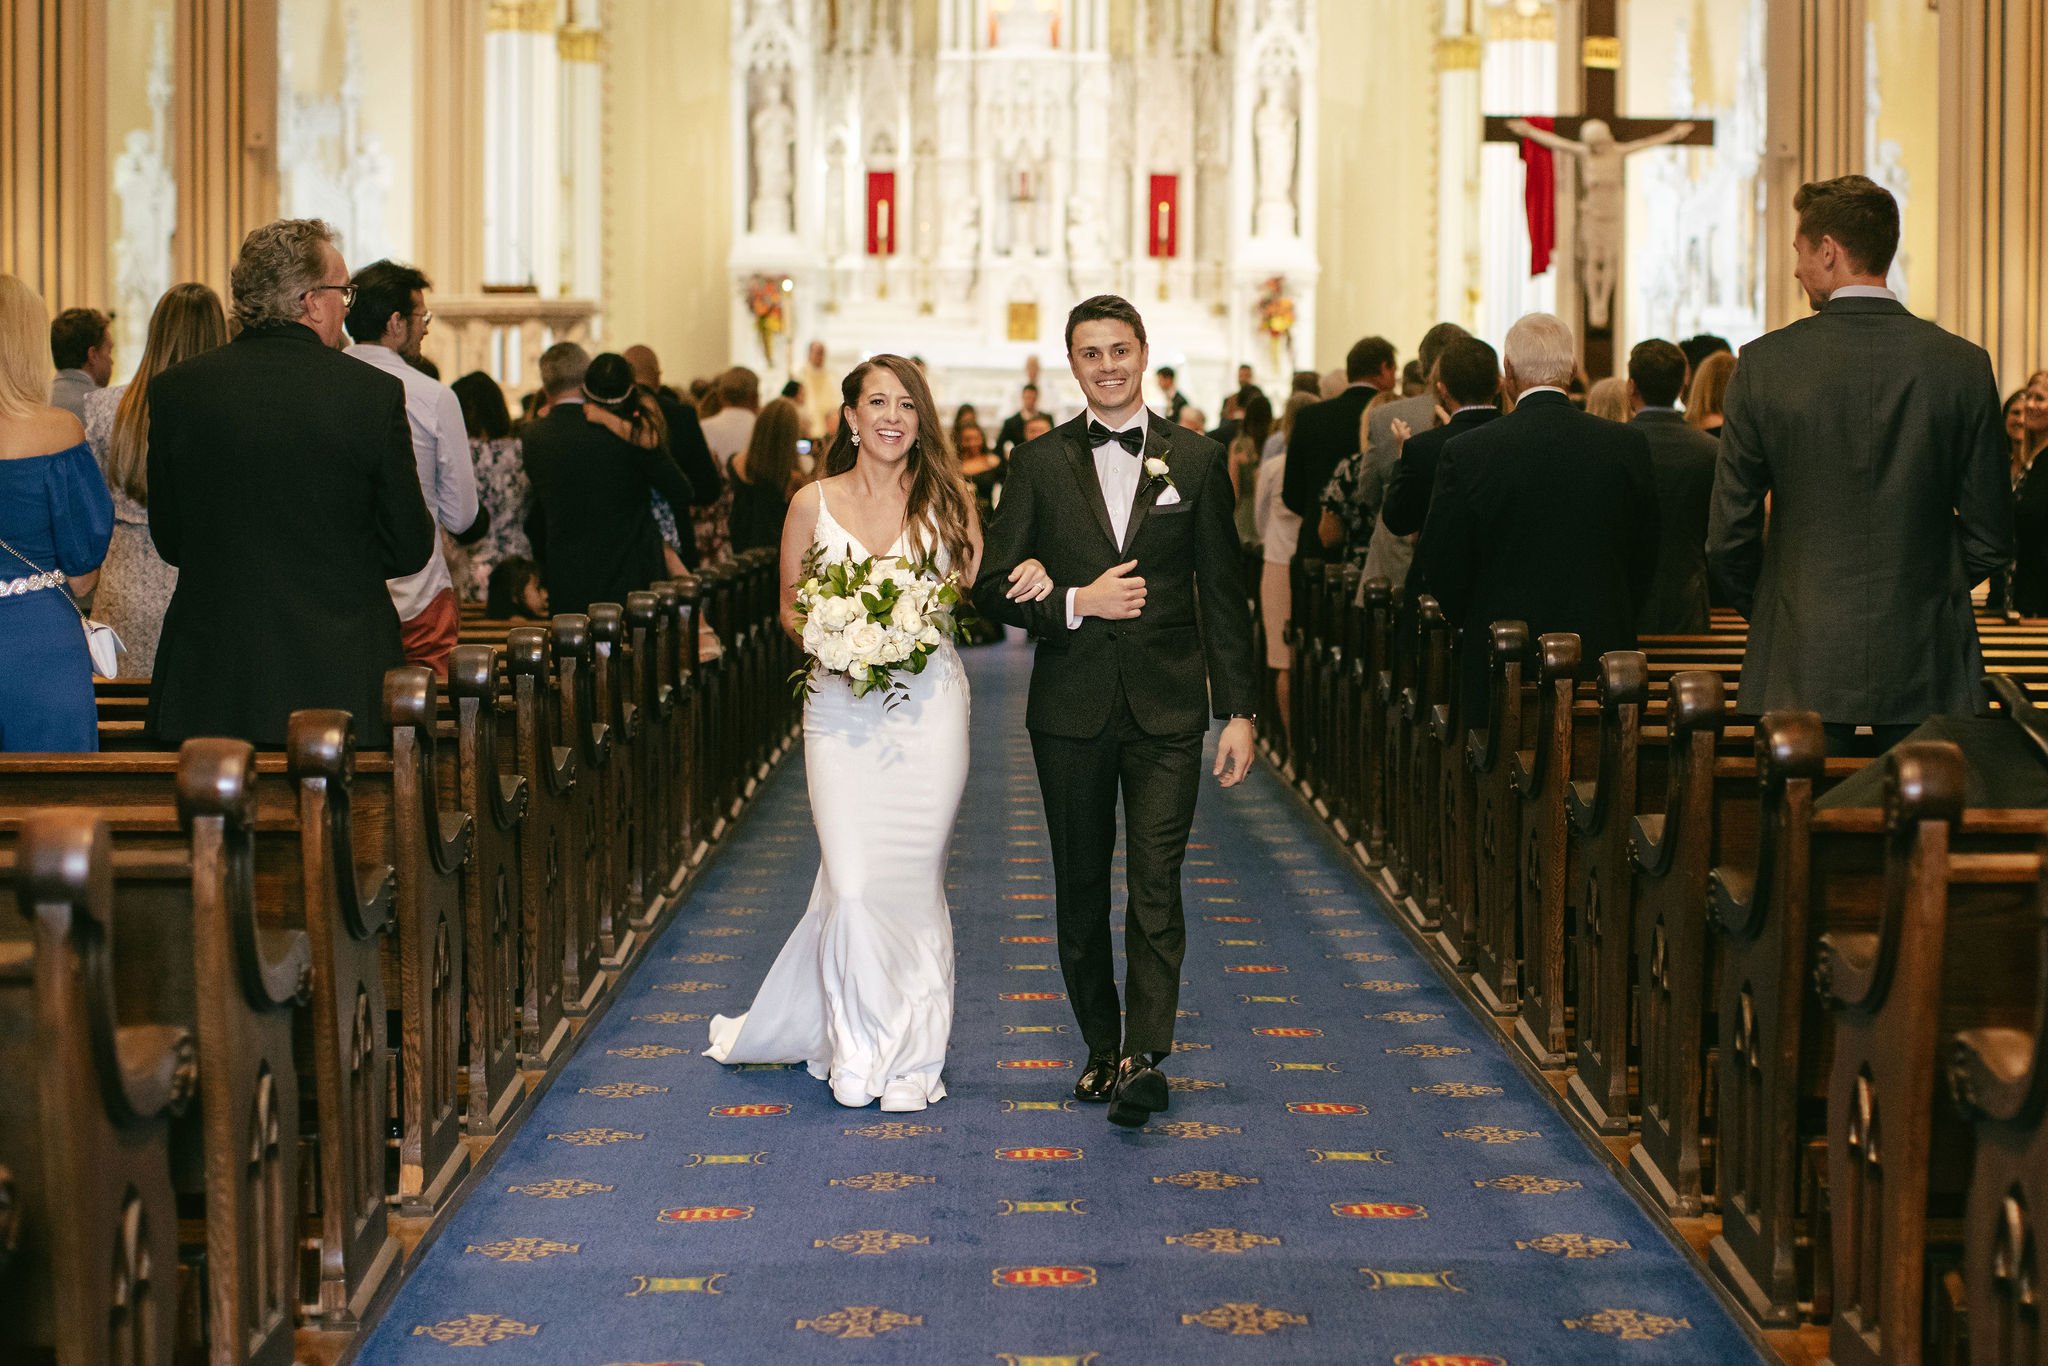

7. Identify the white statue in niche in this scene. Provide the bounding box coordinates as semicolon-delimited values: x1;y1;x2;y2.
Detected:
751;76;796;235
1505;116;1697;329
1253;82;1297;238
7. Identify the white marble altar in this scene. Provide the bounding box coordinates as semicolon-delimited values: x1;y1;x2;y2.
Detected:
728;0;1319;420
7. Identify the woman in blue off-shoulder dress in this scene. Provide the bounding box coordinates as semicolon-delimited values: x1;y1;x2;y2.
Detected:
0;274;115;752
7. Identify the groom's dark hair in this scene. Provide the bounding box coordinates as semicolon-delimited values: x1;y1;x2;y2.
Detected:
1065;294;1148;353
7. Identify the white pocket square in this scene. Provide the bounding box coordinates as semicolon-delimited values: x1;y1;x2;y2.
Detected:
1155;485;1182;507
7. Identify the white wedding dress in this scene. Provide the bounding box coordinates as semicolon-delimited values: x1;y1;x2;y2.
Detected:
705;493;968;1108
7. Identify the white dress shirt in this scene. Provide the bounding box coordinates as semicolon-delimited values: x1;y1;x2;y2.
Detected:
700;406;757;471
345;343;480;620
1828;284;1900;303
1065;406;1150;628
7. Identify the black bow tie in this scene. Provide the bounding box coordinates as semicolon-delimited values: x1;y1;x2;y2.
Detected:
1087;420;1145;456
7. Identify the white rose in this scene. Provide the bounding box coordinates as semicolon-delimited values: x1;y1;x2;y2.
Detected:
802;618;825;651
819;597;859;631
1144;456;1170;480
817;635;854;672
882;628;914;663
889;597;923;631
846;621;887;664
916;623;943;648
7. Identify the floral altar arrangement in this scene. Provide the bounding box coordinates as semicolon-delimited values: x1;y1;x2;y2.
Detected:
789;545;968;704
1257;276;1296;369
743;274;788;365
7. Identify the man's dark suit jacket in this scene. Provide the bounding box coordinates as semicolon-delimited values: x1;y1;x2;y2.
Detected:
974;412;1256;739
1628;408;1718;635
1281;384;1376;561
1385;405;1499;613
1418;390;1660;722
523;402;697;617
647;386;719;569
1706;295;2013;724
146;323;435;747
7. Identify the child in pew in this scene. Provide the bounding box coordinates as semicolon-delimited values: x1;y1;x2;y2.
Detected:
485;556;549;619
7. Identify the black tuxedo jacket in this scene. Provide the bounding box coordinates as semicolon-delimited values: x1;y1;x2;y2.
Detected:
146;323;434;747
1280;384;1376;561
1417;390;1660;721
523;403;696;616
975;412;1257;739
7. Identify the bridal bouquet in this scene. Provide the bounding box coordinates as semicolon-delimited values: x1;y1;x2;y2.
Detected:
789;545;967;703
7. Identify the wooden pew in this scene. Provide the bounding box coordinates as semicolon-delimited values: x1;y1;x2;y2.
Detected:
1468;621;1530;1015
1510;632;1592;1069
447;645;528;1139
1817;743;2042;1366
0;811;192;1364
549;615;612;1018
505;626;577;1066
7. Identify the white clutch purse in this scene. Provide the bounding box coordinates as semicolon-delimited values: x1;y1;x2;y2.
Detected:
1;534;125;677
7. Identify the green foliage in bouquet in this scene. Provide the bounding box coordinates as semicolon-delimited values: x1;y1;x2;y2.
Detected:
788;542;975;706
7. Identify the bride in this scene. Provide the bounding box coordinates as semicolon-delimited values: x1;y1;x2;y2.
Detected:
706;353;1050;1110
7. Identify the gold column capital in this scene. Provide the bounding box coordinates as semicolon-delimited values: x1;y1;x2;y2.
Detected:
487;0;556;34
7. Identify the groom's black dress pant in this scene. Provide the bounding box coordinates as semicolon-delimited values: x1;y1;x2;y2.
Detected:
1031;685;1204;1060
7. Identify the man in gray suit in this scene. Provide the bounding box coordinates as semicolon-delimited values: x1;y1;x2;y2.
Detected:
1627;338;1717;634
1355;321;1469;586
1706;174;2012;755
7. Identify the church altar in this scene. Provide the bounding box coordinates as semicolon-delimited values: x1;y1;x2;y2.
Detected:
728;0;1319;419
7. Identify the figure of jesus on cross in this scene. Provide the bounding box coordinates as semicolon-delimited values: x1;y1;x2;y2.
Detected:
1482;0;1715;377
1503;116;1696;331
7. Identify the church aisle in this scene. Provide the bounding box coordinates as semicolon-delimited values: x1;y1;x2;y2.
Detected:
364;638;1765;1364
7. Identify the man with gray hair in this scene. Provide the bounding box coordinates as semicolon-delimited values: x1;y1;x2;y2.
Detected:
144;216;435;746
1417;312;1660;721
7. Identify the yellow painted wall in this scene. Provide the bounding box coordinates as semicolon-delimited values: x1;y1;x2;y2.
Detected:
605;0;732;385
1315;0;1439;371
1869;0;1939;318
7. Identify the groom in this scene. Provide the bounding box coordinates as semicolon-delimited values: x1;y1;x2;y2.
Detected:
976;295;1258;1127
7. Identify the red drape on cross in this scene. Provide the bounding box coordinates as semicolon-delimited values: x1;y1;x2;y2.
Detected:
1519;117;1557;277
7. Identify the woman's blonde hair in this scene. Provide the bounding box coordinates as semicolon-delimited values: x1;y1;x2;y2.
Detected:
1585;376;1630;422
0;274;55;420
106;283;228;504
1686;351;1736;429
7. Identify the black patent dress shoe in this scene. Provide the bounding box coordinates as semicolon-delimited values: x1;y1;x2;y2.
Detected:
1074;1049;1118;1103
1107;1056;1170;1128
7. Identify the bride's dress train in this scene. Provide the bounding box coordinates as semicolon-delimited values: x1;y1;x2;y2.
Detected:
705;495;968;1108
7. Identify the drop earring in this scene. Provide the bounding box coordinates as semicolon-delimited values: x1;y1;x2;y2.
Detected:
852;432;861;446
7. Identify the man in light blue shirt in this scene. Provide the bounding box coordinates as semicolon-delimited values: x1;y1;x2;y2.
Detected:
48;306;113;419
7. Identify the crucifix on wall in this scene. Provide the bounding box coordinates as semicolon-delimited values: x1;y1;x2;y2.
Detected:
1483;0;1715;378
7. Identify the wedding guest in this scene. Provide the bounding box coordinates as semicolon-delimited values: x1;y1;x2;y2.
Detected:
626;344;723;570
730;396;805;555
695;366;759;563
1285;337;1396;581
1154;364;1188;420
485;555;548;619
1228;391;1273;545
1626;339;1718;633
953;403;989;458
1219;362;1255;415
1254;439;1301;745
522;344;695;615
1679;332;1732;373
1420;313;1660;722
957;412;1006;646
446;370;532;603
997;383;1045;455
1585;376;1631;422
1270;390;1313;458
48;306;114;420
792;339;836;438
1686;350;1735;436
344;259;481;678
1177;405;1207;434
1291;369;1321;396
2006;371;2048;614
81;283;227;675
1401;359;1428;398
0;274;112;751
1707;175;2011;752
147;217;434;748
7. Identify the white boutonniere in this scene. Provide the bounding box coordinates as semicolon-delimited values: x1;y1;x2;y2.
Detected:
1144;455;1181;506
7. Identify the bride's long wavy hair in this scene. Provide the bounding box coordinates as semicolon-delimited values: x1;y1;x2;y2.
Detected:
823;353;975;571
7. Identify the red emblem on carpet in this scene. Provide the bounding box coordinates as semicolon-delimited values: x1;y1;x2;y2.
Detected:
709;1104;789;1117
992;1265;1098;1288
997;1059;1071;1069
1289;1102;1365;1115
1000;992;1065;1001
1333;1202;1428;1219
1255;1027;1324;1037
656;1206;753;1222
996;1146;1083;1161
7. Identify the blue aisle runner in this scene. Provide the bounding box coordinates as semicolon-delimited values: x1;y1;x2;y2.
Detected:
363;637;1764;1364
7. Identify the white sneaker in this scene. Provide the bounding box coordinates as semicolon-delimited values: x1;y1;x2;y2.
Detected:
831;1077;873;1109
879;1078;928;1113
